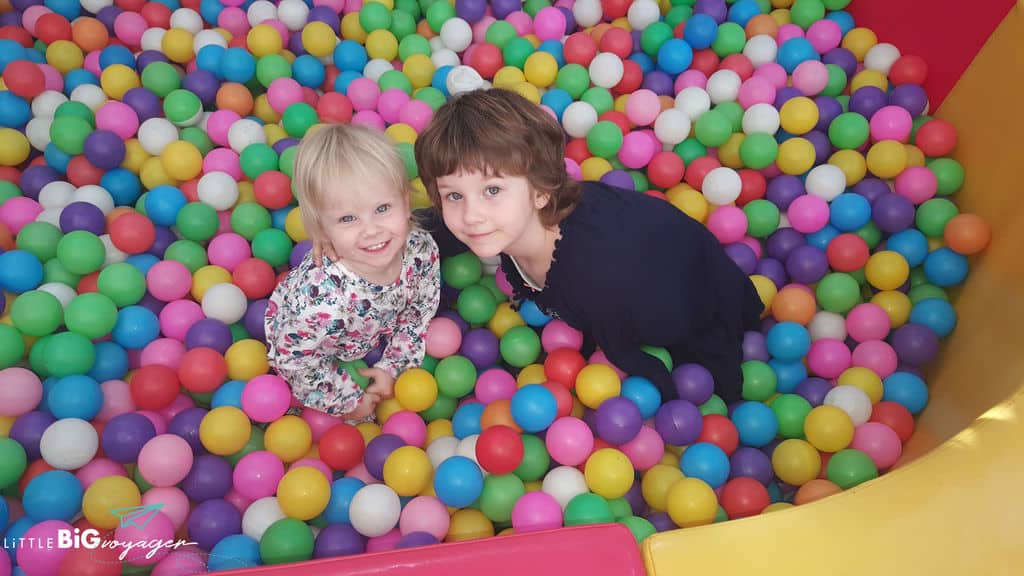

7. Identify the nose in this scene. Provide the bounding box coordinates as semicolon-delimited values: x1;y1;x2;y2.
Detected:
462;195;486;225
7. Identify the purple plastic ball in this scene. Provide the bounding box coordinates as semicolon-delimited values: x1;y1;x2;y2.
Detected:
765;175;805;210
724;243;758;275
455;0;488;22
136;50;170;71
641;70;674;96
755;257;788;289
187;498;242;552
729;446;773;485
889;84;928;116
742;331;770;363
183;70;220;108
890;322;940;367
594;396;643;445
272;138;300;155
122;87;163;122
645;511;676;532
315;523;367;558
290;240;313;268
148;225;176;258
363;434;406;480
9;411;55;461
0;12;20;26
19;165;59;200
308;6;341;31
774;86;803;109
59;201;106;235
853;177;890;205
822;47;857;78
795;377;831;406
600;170;634;191
138;292;167;316
630;30;642;53
185;319;234;353
460;328;499;369
100;412;157;464
83;130;126;170
557;6;576;36
805;130;832;165
848;86;887;119
672;363;715;405
694;0;728;23
289;30;307;57
766;228;805;262
95;6;123;33
490;0;521;19
785;244;829;284
814;96;843;131
396;531;440;549
168;407;209;454
654;399;703;446
244;299;268;341
871;193;915;233
181;454;232;502
623;480;648;517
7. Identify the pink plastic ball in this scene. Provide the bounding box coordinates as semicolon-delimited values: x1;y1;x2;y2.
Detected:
740;235;762;259
753;62;788;89
262;19;290;44
344;0;364;12
792;60;829;96
301;407;340;443
75;457;128;490
267;78;305;114
618;424;665;471
216;210;233;235
776;24;805;45
348;78;381;111
869;105;913;142
381;410;428;447
511;491;563;533
0;196;42;234
852;340;898;379
399;496;450;539
545;416;594;466
377;89;411;125
21;6;51;35
159;393;196;423
203;148;243;180
366;528;402;552
115;512;176;566
146;260;192;302
806;338;852;379
618;131;657;169
787;194;830;234
207;232;253;272
588;350;627;379
472;16;496;44
16;520;72;575
158;299;206;342
541;319;584;353
138;410;168;435
737;76;776;109
142;487;190;530
424;316;463;358
207;110;242;147
138;434;194;487
0;367;42;417
289;459;333;482
83;50;101;76
152;550;208;576
674;69;707;91
845;303;891;342
97;379;135;421
565;157;582;181
96;101;140;139
506;11;533;35
140;338;187;370
398;99;433;132
344;461;378;484
533;7;566;41
38;64;63;92
894;166;937;205
495;267;514;297
706;205;748;244
218;7;250;37
850;422;902;470
242;374;292;423
314;0;346;10
624;89;660;126
223;487;254;514
114;12;147;46
474;368;517;404
352;109;385;130
805;19;842;54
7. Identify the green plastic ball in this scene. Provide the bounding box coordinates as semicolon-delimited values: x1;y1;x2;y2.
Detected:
695;110;733;147
54;101;94;126
232;202;273;240
581;87;614;115
256;54;292;88
711;22;746;57
916;198;959;238
665;6;693;28
822;64;848;97
65;293;118;340
555;64;590;99
642;345;673;372
57;230;105;275
390;10;417;40
252;228;293;267
397;142;418;179
10;290;63;337
0;324;25;368
420;354;439;374
927;158;965;196
133;463;154;492
378;69;413;95
413;86;447;111
226;426;265;467
513;434;550;482
420;393;457;421
425;1;455;33
97;263;146;307
240;143;279;180
399;34;431;60
164;239;209;274
641;22;674;58
909;284;948;305
771;393;813;438
499;325;541;368
43;331;95;376
522;0;550;16
564;493;614;526
743;199;781;238
715;101;744;132
395;0;421;19
607;497;633;520
790;0;825;29
259;518;315;565
741;360;777;401
16;221;62;262
180;126;214;156
739;132;779;169
360;2;393;32
855;221;883;249
231;322;250;342
457;284;498;324
337;359;371;390
0;438;27;490
826;448;878;489
279;146;298;177
822;0;851;8
816;273;862;314
42;258;81;287
674;138;707;164
477;275;507;303
619;516;657;544
282;103;319;138
829;112;870;150
587;121;624;159
0;181;20;204
484;21;517;49
699;394;728;416
479;474;525;523
630;171;649;192
176;202;219;242
50;116;92;155
434;355;477;398
28;334;50;377
441;251;483;289
502;37;535;70
164;89;202;126
140;61;181;97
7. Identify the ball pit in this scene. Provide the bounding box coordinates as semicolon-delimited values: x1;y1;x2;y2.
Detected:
0;0;1006;573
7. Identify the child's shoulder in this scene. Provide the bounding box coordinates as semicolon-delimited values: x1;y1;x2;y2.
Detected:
273;251;349;302
407;226;440;254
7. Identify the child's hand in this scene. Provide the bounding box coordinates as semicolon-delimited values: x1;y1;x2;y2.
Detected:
312;239;338;265
359;367;395;400
344;392;380;421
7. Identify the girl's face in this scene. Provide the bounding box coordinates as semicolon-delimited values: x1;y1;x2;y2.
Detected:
435;169;549;260
320;177;410;283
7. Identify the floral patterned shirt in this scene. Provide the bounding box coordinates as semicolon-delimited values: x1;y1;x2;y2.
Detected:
264;228;441;417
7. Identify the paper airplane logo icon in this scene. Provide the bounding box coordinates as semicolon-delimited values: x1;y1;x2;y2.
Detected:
109;504;165;530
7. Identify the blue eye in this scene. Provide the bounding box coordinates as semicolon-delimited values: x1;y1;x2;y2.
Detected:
485;186;500;196
445;192;463;201
340;215;355;223
376;203;390;214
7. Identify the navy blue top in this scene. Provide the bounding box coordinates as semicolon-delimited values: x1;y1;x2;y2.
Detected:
423;181;764;403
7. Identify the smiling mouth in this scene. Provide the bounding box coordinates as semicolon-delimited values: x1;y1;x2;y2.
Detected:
363;240;390;253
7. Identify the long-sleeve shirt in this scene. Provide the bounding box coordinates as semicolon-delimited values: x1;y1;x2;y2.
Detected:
264;228;441;416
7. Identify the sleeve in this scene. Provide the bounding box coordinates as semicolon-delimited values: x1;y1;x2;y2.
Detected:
374;235;442;377
264;279;364;417
414;207;469;259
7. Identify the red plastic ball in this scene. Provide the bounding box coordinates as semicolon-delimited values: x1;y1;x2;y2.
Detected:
597;110;630;135
736;168;767;206
720;477;770;518
179;0;202;10
825;233;870;272
544;347;586;389
476;425;525;474
2;60;45;99
612;59;643;97
0;166;20;184
178;347;228;393
647;151;685;189
870;401;915;443
598;27;632;59
564;32;597;67
229;36;247;49
317;91;353;123
0;26;34;48
140;3;172;28
696;414;739;455
318;423;366;471
77;271;100;294
109;211;157;254
67;156;104;187
684;155;721;189
115;0;147;12
542;381;573;418
691;49;721;77
180;178;200;203
888;55;928;86
322;65;341;93
645;189;669;202
35;13;73;44
914;119;957;157
720;54;754;81
566;138;591;166
470;42;503;79
59;545;122;576
254;170;293;210
232;257;276;299
130;364;181;410
20;459;57;495
601;0;631;20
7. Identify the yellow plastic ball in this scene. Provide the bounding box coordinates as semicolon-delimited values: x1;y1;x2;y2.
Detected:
837;366;884;404
248;24;284;57
850;69;888;93
237;181;256;204
666;185;708;223
305;444;320;459
0;416;14;437
865;250;910;291
0;129;30;167
225;339;270;381
776;137;815;175
281;50;297;64
904;144;926;167
122;139;150;173
253;94;281;124
769;8;792;25
828;149;867;186
516;363;547;387
613;94;629;114
866;140;907;179
716;132;745;169
284;207;307;242
842;27;878;61
771;438;821;486
871;290;912;329
493;66;526;89
83;476;141;530
779;96;819;135
447;509;495;542
383;445;433;496
426;420;453;444
659;451;680;469
45;40;84;74
580;156;613;181
584;448;635;499
192;265;232;301
570;395;585;419
764;502;794;513
575;364;621;409
509;81;541;104
410;178;431;210
140;156;178;190
162;28;195;64
803;405;854;453
278;466;331;520
199;406;252;455
640;464;683;512
524;480;543;492
302;21;338;57
263;123;288;145
366;29;399;61
376;397;404;424
341;12;368;43
487;302;526;338
523;52;558;88
265;415;313;463
385;123;418;145
523;34;541;48
770;0;794;7
161;140;203;181
100;64;141;100
395;367;439;412
666;477;717;528
928;237;946;251
358;421;382;444
750;274;777;317
403;53;435;89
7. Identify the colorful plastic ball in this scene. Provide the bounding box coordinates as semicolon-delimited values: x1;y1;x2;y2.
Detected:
665;477;717;528
509;384;558;433
433;455;484;508
766;321;811;362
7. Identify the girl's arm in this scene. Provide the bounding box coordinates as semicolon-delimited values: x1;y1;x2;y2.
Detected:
375;236;442;379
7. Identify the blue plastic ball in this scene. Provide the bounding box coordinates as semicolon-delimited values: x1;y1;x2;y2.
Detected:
620;376;662;420
777;38;820;74
885;228;929;267
0;250;44;294
829;193;871;232
909;298;957;338
451;401;485;439
99;45;136;70
680;442;731;488
48;375;104;420
731;401;779;447
509;384;558;433
727;0;761;27
657;39;694;75
826;10;856;36
0;91;30;129
211;379;247;409
334;69;363;94
433;456;484;508
126;254;161;275
769;359;807;394
144;185;187;227
684;14;719;50
200;0;226;26
432;65;454;97
538;39;565;66
196;45;227;78
208;534;261;571
0;40;28;73
112;305;161;350
766;321;811;362
322;477;366;524
806;224;840;251
100;169;143;207
923;247;968;287
517;299;552;327
23;470;83;522
333;40;369;72
540;88;573;121
88;341;130;383
63;69;100;95
882;371;929;414
293;55;326;88
220;47;257;83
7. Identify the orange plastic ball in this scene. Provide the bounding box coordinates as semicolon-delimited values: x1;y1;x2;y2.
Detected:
943;213;991;255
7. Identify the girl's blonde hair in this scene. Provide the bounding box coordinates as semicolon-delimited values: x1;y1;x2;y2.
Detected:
292;123;411;242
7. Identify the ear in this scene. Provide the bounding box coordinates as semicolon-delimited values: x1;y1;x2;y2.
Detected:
534;189;551;210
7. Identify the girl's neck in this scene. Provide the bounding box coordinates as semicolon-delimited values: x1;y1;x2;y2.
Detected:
507;220;561;290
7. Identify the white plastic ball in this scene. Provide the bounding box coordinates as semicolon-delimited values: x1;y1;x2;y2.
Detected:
742;102;781;134
805;164;847;201
572;0;603;28
40;418;98;470
626;0;660;31
446;65;486;96
363;58;394;82
318;52;335;66
198;172;240;211
426;436;459;468
277;0;310;31
653;108;691;146
26;118;52;151
429;36;447;53
247;0;278;26
864;43;901;75
38;282;77;309
349;484;401;537
706;69;742;104
561;101;598;139
743;35;778;68
193;29;228;52
36;208;62;228
170;9;204;34
72;185;115;215
674;86;711;121
440;17;473;53
541;465;589;510
202;283;248;324
227;119;266;154
588;52;624;89
809;311;847;342
701;167;742;205
101;234;128;267
70;84;108;111
39;181;74;210
140;27;167;52
80;0;113;14
778;212;791;229
138;117;179;156
824;385;873;426
480;255;501;276
431;49;460;70
31;90;68;118
455;434;485;474
242;497;286;541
